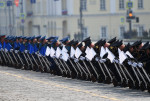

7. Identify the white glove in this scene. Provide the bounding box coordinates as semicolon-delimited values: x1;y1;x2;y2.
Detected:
38;53;42;57
80;56;85;61
86;57;90;61
138;62;143;68
1;48;4;51
100;59;106;63
128;61;132;65
15;50;18;53
25;50;28;53
95;57;99;61
4;48;8;52
132;62;137;67
74;58;79;63
10;49;13;52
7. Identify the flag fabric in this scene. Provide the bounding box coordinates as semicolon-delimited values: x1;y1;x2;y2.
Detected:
75;47;82;59
70;47;75;58
85;46;90;54
119;51;127;64
62;45;68;53
118;48;121;55
106;47;115;63
50;47;55;57
62;51;69;61
56;47;62;58
86;48;96;61
126;51;134;58
100;46;107;58
45;46;51;56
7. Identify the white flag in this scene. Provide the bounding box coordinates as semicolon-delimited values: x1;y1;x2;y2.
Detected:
70;47;75;58
56;47;62;58
45;46;51;56
90;48;96;57
106;47;115;63
62;45;68;53
85;48;96;61
100;46;107;58
118;48;121;55
75;47;82;59
85;47;90;54
62;51;69;61
50;47;55;57
119;51;127;64
126;51;134;58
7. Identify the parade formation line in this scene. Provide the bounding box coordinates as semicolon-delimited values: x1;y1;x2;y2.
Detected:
0;70;121;101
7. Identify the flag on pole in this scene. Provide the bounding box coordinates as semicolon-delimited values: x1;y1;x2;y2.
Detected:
106;47;115;63
45;46;51;56
70;47;75;58
100;46;107;58
50;47;55;57
75;47;82;59
56;47;62;58
119;51;127;64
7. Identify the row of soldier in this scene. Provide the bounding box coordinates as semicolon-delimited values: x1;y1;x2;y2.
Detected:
0;35;150;93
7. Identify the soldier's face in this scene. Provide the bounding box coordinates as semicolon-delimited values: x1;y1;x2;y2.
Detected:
19;38;23;42
33;39;37;43
130;47;134;52
56;41;60;46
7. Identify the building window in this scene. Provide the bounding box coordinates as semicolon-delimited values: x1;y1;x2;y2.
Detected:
138;26;144;37
138;0;143;9
101;27;107;38
81;0;87;11
119;0;125;10
120;26;125;38
100;0;106;10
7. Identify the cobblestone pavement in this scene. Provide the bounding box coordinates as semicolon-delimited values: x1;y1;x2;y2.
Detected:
0;66;150;101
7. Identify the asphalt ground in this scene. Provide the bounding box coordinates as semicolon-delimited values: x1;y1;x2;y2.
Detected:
0;66;150;101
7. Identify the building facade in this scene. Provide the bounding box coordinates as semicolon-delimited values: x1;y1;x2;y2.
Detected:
15;0;150;40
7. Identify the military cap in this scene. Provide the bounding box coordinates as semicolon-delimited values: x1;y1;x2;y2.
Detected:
107;37;116;44
60;36;69;44
51;38;58;45
77;42;83;48
85;40;92;47
140;41;149;50
67;39;74;46
123;43;130;52
82;37;91;43
22;36;26;39
30;36;35;41
40;36;46;41
95;39;102;46
47;36;56;41
72;40;79;46
130;40;142;47
115;40;123;47
36;35;41;40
